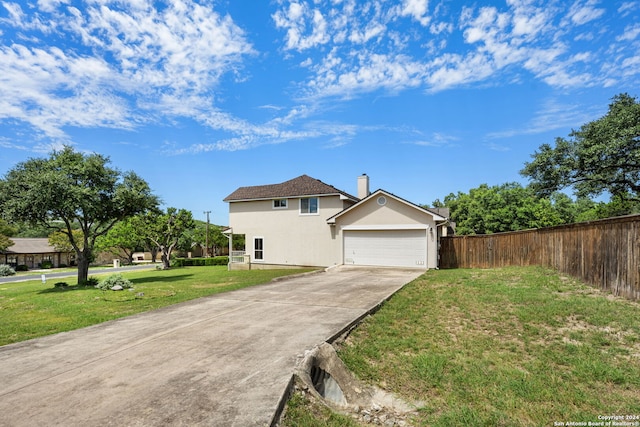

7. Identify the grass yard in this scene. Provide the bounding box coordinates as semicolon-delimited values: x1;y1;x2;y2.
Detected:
280;266;640;427
0;266;313;346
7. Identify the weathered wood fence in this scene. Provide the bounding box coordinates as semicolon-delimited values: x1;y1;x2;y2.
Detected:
440;214;640;300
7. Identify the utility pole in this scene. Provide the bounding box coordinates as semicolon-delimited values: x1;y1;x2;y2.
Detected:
204;211;211;257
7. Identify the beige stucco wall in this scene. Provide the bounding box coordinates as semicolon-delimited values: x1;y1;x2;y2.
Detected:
228;195;350;267
333;195;440;269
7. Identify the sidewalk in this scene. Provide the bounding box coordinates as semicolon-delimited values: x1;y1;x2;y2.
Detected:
0;264;157;284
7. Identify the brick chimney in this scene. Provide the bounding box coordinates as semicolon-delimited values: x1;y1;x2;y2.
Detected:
357;174;370;199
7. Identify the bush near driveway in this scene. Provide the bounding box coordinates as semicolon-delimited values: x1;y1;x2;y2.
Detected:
95;273;134;290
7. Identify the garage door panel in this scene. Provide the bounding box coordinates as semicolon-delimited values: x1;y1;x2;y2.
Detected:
344;230;426;268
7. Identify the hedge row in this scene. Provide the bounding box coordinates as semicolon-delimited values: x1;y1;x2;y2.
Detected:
171;256;229;267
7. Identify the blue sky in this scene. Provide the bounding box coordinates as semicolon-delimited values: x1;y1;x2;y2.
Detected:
1;0;639;225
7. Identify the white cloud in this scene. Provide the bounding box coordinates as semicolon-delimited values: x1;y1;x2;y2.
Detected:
400;0;430;26
2;0;638;154
0;0;255;142
617;23;640;41
486;142;511;152
37;0;69;13
618;2;638;16
567;0;605;25
273;0;632;98
486;98;601;139
411;132;458;147
272;2;330;51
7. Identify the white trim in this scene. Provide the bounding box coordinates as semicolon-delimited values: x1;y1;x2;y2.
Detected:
227;192;356;203
253;236;265;262
327;189;446;224
272;199;288;209
299;196;320;215
340;224;430;231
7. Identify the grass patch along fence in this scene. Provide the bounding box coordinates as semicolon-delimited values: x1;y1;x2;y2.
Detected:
0;265;313;346
440;214;640;300
280;266;640;427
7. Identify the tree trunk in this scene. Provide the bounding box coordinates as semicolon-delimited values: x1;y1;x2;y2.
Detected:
161;252;170;269
160;244;175;269
76;251;90;284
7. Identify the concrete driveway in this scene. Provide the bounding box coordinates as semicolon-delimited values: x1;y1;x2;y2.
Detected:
0;266;423;427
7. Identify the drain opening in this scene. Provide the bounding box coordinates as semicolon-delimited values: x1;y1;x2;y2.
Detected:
310;364;347;405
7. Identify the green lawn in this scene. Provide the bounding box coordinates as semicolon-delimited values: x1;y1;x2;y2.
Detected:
0;266;313;346
280;266;640;427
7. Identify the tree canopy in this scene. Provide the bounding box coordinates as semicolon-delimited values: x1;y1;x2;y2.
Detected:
182;222;228;257
521;93;640;202
135;208;195;269
0;146;159;283
435;183;565;235
95;217;147;264
0;219;16;251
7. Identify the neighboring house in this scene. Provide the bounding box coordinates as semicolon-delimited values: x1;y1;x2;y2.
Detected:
1;238;74;268
223;174;448;269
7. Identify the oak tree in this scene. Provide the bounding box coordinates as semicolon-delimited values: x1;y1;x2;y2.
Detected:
0;146;159;283
521;93;640;204
136;208;195;269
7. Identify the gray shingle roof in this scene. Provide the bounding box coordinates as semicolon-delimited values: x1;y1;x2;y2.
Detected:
3;238;59;254
223;175;358;202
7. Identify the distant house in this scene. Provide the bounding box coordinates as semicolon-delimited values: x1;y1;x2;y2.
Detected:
1;238;74;268
223;174;449;270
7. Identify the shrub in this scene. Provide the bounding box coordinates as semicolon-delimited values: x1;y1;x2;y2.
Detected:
95;273;133;291
54;282;69;288
40;260;53;269
80;277;100;287
15;264;29;272
171;256;229;267
0;264;16;276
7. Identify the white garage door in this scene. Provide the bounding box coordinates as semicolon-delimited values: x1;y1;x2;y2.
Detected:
343;229;427;268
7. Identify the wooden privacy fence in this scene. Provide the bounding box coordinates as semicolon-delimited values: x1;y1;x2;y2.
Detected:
439;214;640;300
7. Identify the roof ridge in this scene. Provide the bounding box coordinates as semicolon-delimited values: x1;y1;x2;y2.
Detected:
223;175;358;202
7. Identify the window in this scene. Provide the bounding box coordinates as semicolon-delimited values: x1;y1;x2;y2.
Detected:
254;237;264;261
300;197;319;214
272;199;288;209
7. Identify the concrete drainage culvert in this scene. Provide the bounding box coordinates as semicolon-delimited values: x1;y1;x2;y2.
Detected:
289;342;421;426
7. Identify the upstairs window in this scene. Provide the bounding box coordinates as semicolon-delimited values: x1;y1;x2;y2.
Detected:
300;197;318;214
272;199;288;209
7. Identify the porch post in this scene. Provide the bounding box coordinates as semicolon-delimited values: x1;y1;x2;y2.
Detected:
228;231;233;271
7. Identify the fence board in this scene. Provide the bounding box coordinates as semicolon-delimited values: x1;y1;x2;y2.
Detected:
440;214;640;300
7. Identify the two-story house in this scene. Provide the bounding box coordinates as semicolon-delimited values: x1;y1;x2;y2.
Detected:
223;174;447;269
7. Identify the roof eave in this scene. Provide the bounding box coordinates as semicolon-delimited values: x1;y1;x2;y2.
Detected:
225;192;355;203
327;189;446;223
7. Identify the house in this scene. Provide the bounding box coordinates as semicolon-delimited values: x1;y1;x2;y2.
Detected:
1;238;74;269
223;174;448;269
